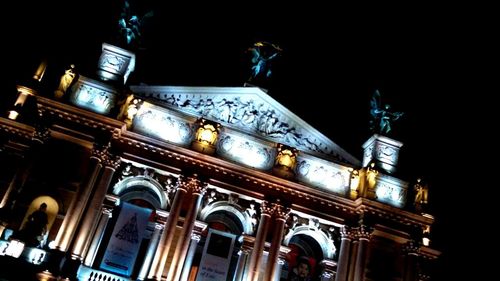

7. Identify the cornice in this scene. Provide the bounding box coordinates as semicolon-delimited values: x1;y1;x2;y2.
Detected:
419;246;441;259
116;130;359;217
0;117;35;141
32;97;435;230
355;198;434;228
36;96;126;133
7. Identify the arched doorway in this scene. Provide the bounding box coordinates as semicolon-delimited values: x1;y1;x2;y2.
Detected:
282;225;336;281
94;175;167;278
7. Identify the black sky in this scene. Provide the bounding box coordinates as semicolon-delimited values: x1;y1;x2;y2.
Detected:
5;1;489;280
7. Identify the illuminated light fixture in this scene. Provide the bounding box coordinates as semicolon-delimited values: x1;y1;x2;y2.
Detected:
192;119;220;155
422;226;431;246
272;143;298;179
5;239;25;258
6;85;36;120
7;110;19;120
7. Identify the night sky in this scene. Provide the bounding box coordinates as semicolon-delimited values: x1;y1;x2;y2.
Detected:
4;1;487;280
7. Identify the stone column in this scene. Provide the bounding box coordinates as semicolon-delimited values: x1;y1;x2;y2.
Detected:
347;239;359;281
54;144;106;252
246;201;273;281
137;212;168;281
353;225;372;281
320;259;337;281
238;236;255;281
147;176;189;281
403;241;420;281
0;126;49;210
83;195;119;267
167;175;207;281
0;126;49;237
71;151;121;260
179;234;201;281
263;202;290;281
335;226;354;281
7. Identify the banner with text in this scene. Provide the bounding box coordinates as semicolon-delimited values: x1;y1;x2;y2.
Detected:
100;202;152;276
196;229;236;281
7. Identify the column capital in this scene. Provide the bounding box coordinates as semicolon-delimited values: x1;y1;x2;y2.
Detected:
355;225;373;240
403;240;420;256
271;201;291;220
178;174;206;194
102;153;121;169
91;143;108;162
260;200;274;216
340;225;356;240
32;125;50;144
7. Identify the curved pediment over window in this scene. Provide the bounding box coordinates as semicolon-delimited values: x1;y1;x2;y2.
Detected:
130;85;359;165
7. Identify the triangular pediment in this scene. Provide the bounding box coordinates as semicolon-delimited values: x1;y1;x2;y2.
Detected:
130;85;360;165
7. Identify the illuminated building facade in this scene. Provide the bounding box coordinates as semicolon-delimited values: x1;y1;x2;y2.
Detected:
0;43;439;281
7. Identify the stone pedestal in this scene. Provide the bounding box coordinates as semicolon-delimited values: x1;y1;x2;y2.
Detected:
96;43;136;84
362;134;403;174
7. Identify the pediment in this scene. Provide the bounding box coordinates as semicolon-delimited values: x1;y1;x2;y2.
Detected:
130;85;360;165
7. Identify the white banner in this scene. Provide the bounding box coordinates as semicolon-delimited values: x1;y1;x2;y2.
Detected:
100;202;152;276
196;229;236;281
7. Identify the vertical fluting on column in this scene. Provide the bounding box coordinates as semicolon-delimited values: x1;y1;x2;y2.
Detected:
179;234;201;281
71;151;121;260
263;201;290;281
148;176;189;281
137;212;168;281
403;241;420;281
335;226;354;281
83;195;119;267
347;239;359;281
233;247;250;281
238;236;255;281
353;225;372;281
54;144;106;252
246;201;273;281
168;175;207;281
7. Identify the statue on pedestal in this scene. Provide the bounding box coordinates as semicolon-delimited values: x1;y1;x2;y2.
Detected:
117;0;154;50
370;90;404;135
413;178;429;212
246;41;282;83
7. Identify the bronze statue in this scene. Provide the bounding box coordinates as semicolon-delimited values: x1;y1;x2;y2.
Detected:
370;90;404;135
117;0;153;49
247;41;282;83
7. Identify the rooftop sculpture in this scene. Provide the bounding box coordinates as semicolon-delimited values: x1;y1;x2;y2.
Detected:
369;90;404;135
